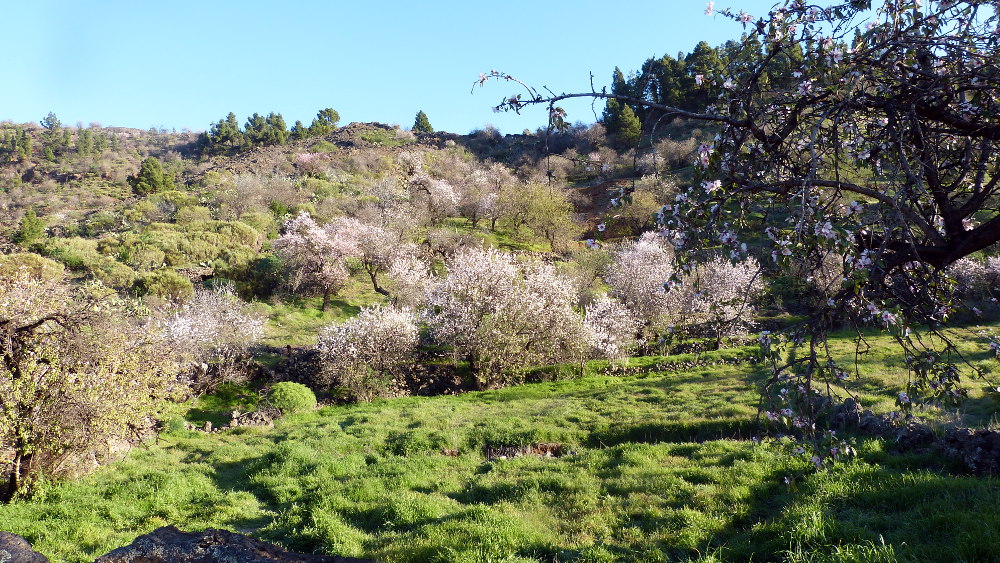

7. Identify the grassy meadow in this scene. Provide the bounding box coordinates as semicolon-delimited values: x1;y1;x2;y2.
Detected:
1;332;999;562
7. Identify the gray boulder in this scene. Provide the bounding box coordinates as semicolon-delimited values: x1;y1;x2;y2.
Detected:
94;525;369;563
0;531;50;563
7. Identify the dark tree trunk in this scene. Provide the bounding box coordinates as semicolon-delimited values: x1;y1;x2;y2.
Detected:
369;271;390;297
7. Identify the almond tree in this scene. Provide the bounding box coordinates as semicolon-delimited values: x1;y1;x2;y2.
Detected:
408;172;459;224
686;255;765;349
273;211;356;311
604;231;679;334
424;248;588;389
316;305;419;401
583;294;642;360
327;216;417;298
160;284;265;391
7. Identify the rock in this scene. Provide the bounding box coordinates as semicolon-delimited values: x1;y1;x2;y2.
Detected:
226;408;276;429
94;525;370;563
942;428;1000;475
894;422;935;449
483;442;569;461
0;531;50;563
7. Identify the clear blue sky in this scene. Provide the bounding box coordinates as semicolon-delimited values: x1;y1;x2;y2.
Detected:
3;1;778;135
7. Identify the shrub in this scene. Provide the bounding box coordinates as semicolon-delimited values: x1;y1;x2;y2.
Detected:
0;252;64;281
0;272;185;501
160;284;265;391
268;382;317;414
134;269;194;302
316;305;419;402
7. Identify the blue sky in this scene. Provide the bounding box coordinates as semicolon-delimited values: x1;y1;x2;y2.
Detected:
3;1;778;135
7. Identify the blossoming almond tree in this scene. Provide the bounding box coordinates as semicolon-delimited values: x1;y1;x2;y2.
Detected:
316;305;419;401
273;211;357;311
583;294;642;361
424;248;588;389
160;283;265;391
326;216;418;299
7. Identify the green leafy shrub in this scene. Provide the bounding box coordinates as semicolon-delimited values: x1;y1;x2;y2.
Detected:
0;271;185;500
310;140;338;153
268;382;317;414
134;269;194;301
0;253;64;281
129;156;174;196
175;205;213;224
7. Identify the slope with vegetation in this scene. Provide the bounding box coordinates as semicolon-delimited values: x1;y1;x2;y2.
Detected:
4;1;1000;557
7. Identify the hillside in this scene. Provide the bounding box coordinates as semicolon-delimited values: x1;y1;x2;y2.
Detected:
3;97;1000;562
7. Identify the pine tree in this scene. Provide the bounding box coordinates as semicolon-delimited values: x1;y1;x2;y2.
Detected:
413;110;433;133
602;68;629;133
13;210;46;246
77;128;93;156
129;157;174;196
616;104;642;148
309;108;340;137
290;120;309;141
244;113;268;146
265;113;290;145
39;111;63;155
603;98;623;134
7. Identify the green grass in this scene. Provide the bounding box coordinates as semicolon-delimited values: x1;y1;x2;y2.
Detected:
810;326;1000;427
3;334;1000;562
435;217;550;253
255;276;386;347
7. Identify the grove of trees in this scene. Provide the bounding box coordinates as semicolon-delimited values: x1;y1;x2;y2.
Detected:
477;0;1000;463
8;0;1000;503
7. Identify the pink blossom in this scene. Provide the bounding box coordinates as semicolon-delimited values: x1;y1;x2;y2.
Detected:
881;310;897;326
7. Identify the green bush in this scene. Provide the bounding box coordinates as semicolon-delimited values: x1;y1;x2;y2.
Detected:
310;140;338;153
91;260;138;290
175;205;213;224
268;382;317;414
0;253;64;281
134;269;194;301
